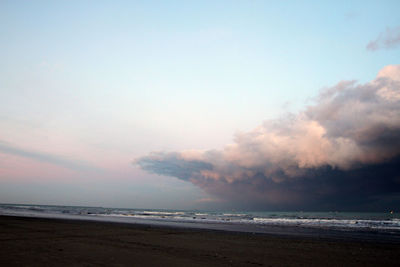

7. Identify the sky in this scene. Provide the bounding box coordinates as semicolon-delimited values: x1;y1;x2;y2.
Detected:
1;0;400;211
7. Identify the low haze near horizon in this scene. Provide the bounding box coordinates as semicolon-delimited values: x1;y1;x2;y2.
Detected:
1;1;400;211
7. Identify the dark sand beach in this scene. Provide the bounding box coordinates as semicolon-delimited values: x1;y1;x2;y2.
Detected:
1;216;400;266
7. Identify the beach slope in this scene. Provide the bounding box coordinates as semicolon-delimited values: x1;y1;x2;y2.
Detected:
0;216;399;266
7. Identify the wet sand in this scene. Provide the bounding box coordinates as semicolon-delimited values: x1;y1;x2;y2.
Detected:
0;215;399;266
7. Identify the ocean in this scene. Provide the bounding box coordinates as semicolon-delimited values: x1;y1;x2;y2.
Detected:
1;203;399;236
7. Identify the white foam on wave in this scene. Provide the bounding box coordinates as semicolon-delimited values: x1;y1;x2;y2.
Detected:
138;211;185;216
251;217;400;230
1;204;399;231
91;212;400;230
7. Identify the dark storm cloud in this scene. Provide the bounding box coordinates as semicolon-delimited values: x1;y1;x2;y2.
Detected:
135;65;400;211
136;152;213;180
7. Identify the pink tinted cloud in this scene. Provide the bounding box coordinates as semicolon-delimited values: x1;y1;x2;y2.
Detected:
0;152;78;181
136;65;400;210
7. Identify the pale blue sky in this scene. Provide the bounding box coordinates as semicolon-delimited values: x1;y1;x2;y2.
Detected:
0;0;399;209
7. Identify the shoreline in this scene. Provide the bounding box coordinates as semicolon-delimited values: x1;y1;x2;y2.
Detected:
1;215;400;266
1;213;400;244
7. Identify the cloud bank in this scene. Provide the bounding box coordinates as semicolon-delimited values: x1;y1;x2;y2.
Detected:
367;27;400;51
136;65;400;211
0;141;98;172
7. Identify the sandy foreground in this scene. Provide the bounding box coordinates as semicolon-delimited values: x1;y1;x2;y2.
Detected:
0;215;399;266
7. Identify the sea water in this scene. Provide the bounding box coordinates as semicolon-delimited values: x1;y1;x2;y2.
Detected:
1;203;399;233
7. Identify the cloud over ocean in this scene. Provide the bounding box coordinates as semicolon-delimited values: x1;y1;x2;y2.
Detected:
136;65;400;211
